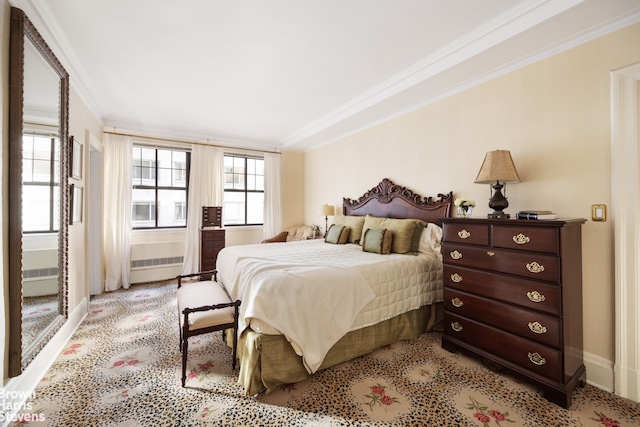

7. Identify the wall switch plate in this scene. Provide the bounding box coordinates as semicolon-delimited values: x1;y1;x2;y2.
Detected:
592;204;606;221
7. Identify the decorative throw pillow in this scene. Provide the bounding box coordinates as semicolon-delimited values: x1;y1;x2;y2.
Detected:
362;228;392;255
332;215;365;244
325;224;350;244
410;220;428;252
418;223;443;255
361;215;418;254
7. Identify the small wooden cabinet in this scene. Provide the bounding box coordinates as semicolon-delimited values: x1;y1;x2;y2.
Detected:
440;218;585;408
200;228;225;280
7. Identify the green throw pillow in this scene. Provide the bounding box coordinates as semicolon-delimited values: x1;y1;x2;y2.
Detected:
362;228;392;254
325;224;350;244
332;215;365;244
361;215;417;254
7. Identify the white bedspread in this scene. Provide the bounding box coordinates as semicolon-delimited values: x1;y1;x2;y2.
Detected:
222;257;374;373
216;239;443;373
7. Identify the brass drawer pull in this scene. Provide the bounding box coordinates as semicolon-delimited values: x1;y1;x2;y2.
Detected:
451;297;464;308
451;322;463;332
457;229;471;239
528;352;547;366
451;273;463;283
487;251;495;256
526;262;545;273
528;321;548;334
450;250;463;260
513;233;531;245
527;291;546;303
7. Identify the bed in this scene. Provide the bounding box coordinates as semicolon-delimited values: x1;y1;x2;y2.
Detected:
216;178;452;395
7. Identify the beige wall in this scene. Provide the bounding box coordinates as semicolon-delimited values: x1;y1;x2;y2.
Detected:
304;23;640;366
68;88;103;308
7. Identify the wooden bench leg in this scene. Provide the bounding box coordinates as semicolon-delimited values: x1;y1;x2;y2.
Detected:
181;331;188;387
232;321;239;370
231;332;238;370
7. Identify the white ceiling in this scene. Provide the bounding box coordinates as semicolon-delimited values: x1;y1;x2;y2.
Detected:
14;0;640;152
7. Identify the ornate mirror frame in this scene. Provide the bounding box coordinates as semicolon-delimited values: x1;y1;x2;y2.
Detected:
8;7;70;377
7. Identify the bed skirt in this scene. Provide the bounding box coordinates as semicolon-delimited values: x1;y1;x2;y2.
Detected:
234;302;443;396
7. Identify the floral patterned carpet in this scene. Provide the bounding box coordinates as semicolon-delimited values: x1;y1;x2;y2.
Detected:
22;295;59;345
15;281;640;426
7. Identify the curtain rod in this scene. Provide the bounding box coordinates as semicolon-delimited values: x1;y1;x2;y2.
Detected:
25;121;58;128
103;130;282;155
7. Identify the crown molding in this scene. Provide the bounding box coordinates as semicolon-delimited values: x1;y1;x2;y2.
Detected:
282;0;640;151
281;0;586;148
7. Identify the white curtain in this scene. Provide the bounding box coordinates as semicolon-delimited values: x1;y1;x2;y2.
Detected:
263;152;282;240
182;145;224;275
103;134;132;291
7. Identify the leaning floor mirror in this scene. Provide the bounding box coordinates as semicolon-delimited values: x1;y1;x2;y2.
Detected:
8;7;70;377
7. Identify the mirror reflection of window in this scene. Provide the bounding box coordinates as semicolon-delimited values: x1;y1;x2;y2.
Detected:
22;133;60;233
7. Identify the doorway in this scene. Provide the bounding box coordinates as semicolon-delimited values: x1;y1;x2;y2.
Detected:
88;134;104;295
611;63;640;402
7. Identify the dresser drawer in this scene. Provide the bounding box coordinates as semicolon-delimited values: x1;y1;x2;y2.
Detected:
201;229;225;242
201;239;224;252
444;289;561;348
442;243;560;283
442;223;489;246
444;313;562;382
493;225;559;254
443;265;560;316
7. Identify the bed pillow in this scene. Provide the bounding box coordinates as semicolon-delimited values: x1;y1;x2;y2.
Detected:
418;223;443;255
361;215;418;254
361;228;392;254
285;225;313;242
411;220;428;252
332;215;365;244
325;224;350;244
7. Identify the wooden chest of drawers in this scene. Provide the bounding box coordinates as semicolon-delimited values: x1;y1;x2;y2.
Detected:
200;228;225;280
440;218;585;408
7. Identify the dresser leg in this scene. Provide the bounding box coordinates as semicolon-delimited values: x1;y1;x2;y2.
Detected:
542;387;572;409
441;337;458;353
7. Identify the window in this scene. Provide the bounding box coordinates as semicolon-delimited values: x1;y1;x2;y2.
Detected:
223;155;264;226
22;134;60;233
132;145;190;228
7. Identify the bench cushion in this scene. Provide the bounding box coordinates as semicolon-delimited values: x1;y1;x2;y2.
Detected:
177;281;234;330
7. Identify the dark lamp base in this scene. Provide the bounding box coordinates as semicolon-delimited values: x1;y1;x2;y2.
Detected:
487;182;511;219
487;212;510;219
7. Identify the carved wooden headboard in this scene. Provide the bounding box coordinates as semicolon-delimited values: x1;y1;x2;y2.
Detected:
342;178;452;226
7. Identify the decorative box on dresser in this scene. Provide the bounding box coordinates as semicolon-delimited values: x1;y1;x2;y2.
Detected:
440;217;586;408
200;228;225;280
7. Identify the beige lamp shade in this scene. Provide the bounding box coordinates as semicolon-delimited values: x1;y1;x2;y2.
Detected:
321;204;335;216
474;150;521;184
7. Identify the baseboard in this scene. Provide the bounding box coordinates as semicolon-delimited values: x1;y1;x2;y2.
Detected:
1;298;88;427
584;350;615;393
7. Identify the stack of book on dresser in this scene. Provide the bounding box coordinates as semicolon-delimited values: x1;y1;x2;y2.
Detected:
516;210;556;220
